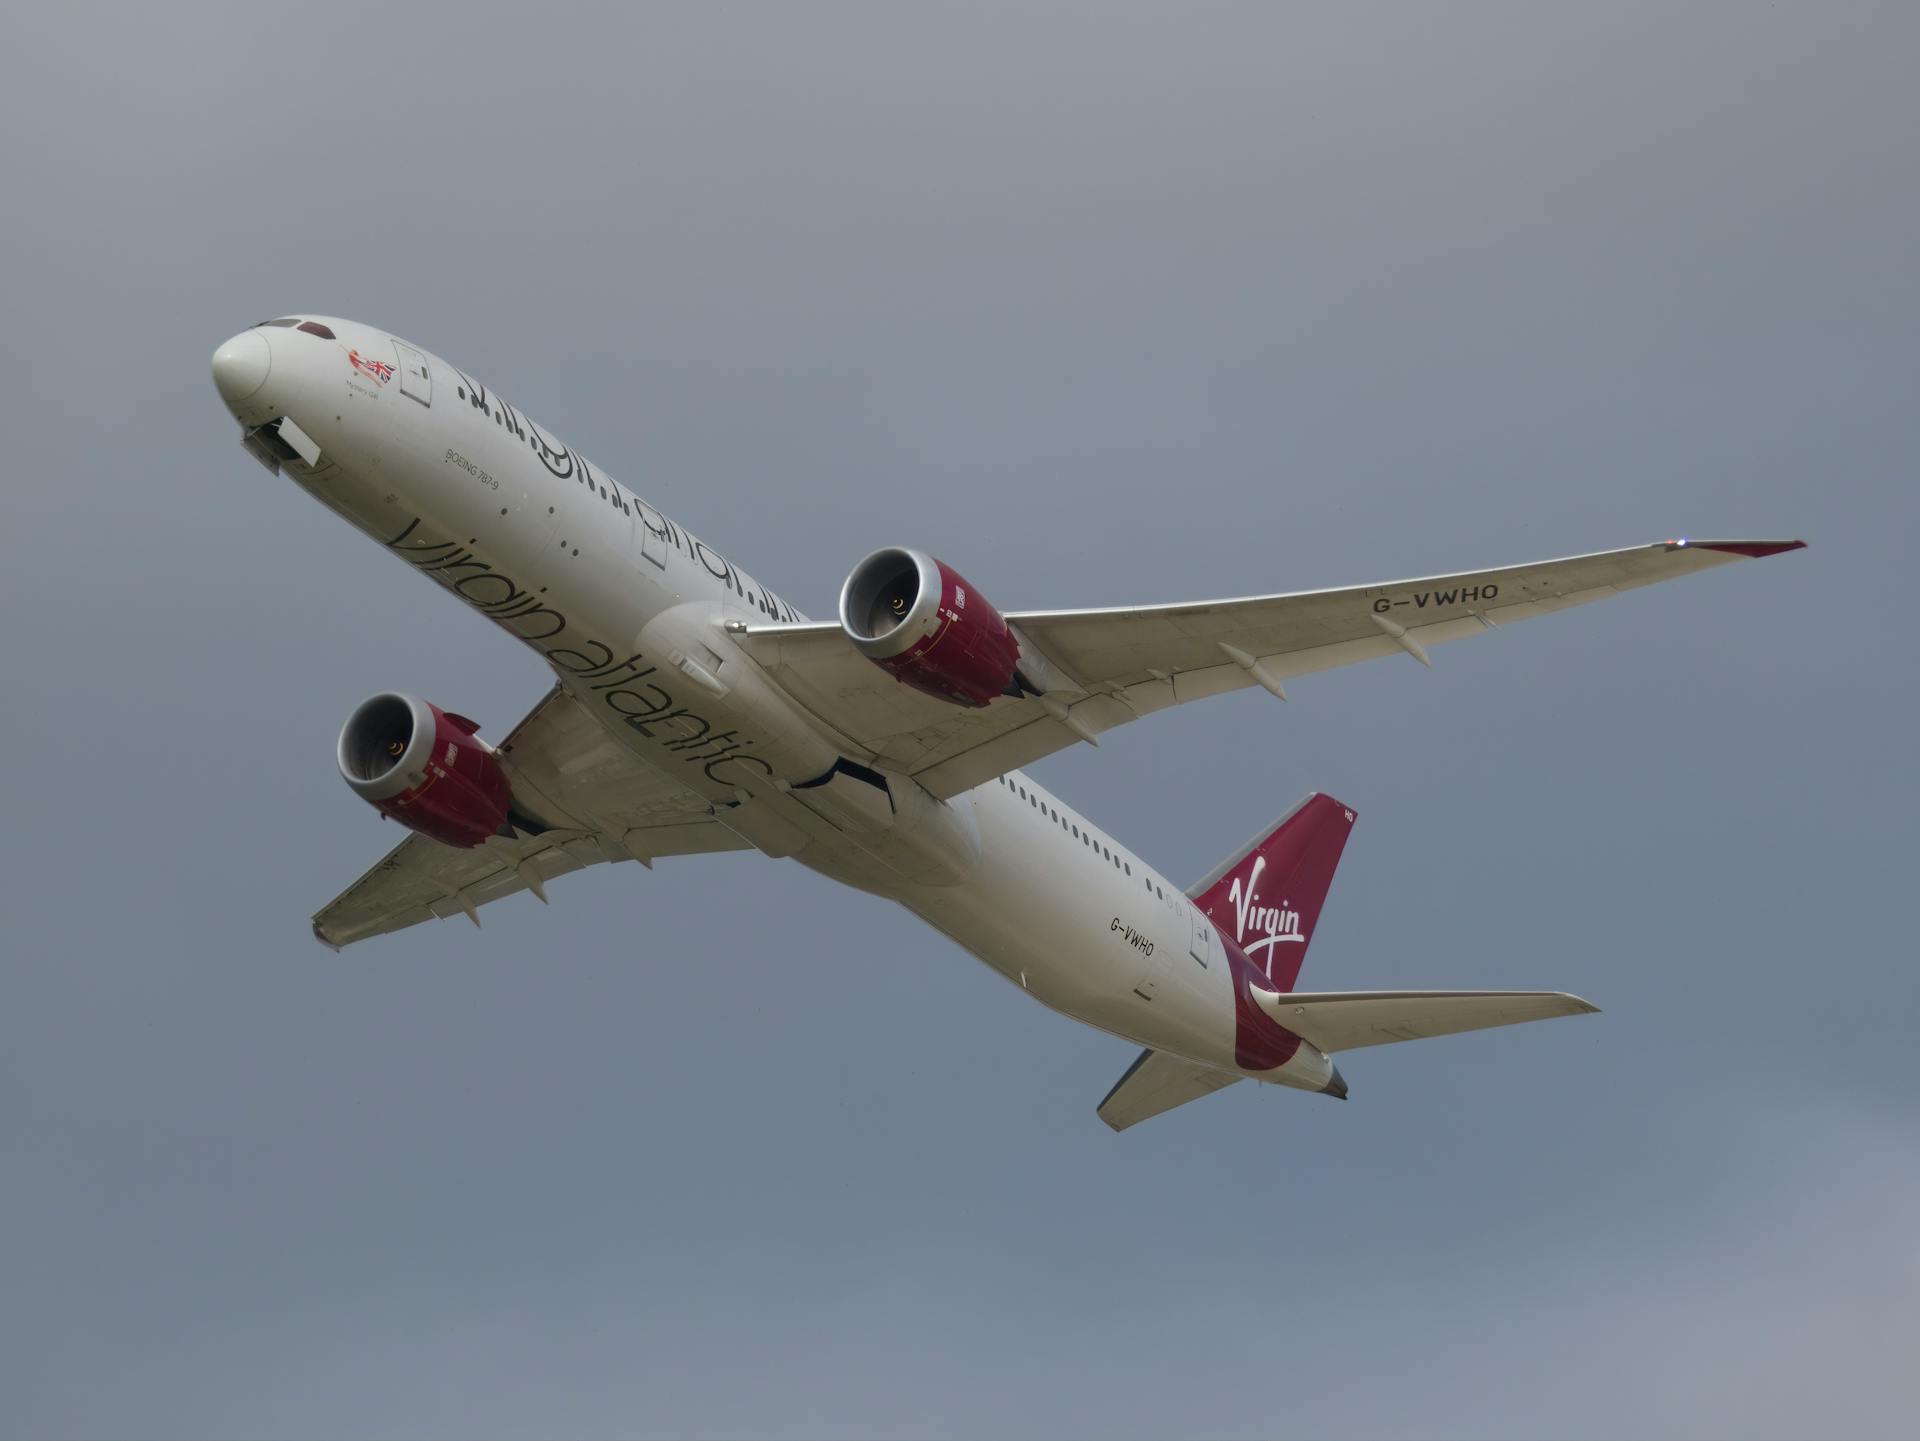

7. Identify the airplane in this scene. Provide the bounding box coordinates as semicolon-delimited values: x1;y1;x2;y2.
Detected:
211;316;1804;1130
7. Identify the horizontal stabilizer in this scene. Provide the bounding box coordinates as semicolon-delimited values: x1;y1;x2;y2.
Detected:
1098;1048;1242;1132
1250;989;1598;1054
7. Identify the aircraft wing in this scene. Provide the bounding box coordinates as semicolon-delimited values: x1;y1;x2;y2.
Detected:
1097;1048;1244;1132
313;685;748;948
1253;988;1600;1054
738;539;1804;799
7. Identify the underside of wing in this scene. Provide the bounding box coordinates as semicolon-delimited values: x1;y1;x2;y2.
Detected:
1253;989;1600;1054
739;539;1803;797
312;822;747;948
313;685;748;948
1097;1048;1243;1132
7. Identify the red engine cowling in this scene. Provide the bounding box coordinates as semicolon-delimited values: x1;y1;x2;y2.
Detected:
336;693;512;848
838;548;1022;707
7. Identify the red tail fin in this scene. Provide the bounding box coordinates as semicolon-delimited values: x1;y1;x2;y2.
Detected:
1191;793;1356;992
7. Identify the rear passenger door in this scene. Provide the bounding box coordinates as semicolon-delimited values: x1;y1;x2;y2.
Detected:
1188;905;1215;972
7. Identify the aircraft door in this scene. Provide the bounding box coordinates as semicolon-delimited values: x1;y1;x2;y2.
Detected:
634;498;671;570
1189;905;1214;970
395;341;431;406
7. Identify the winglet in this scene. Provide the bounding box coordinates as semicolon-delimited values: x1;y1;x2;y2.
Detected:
1664;538;1807;558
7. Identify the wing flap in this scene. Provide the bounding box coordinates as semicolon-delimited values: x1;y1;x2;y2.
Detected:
1252;989;1600;1054
1097;1048;1243;1132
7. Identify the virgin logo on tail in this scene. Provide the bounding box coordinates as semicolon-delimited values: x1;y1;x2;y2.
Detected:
1229;855;1305;977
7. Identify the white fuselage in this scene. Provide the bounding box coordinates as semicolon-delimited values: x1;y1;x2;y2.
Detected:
214;316;1332;1091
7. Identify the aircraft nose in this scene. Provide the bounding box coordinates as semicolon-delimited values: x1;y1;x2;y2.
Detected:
211;329;271;407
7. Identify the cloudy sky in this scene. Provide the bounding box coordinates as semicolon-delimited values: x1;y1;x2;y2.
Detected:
1;5;1913;1438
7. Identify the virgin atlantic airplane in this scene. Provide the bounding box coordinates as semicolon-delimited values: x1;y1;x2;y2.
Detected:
211;317;1803;1130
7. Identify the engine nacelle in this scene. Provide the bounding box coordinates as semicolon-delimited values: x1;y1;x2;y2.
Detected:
838;548;1021;708
336;692;512;848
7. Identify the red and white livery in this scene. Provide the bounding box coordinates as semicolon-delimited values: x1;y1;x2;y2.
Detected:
212;316;1805;1129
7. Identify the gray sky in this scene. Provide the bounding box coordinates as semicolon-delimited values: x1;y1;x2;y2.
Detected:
1;5;1914;1438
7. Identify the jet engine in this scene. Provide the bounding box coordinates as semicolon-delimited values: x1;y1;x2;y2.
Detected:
336;692;512;848
838;547;1023;707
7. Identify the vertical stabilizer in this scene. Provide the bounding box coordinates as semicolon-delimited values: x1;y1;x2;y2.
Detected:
1189;793;1356;991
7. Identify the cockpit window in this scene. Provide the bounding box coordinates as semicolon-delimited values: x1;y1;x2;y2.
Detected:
297;321;336;339
259;318;301;327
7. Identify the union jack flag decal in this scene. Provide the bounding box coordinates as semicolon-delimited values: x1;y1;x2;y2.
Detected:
347;348;394;385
